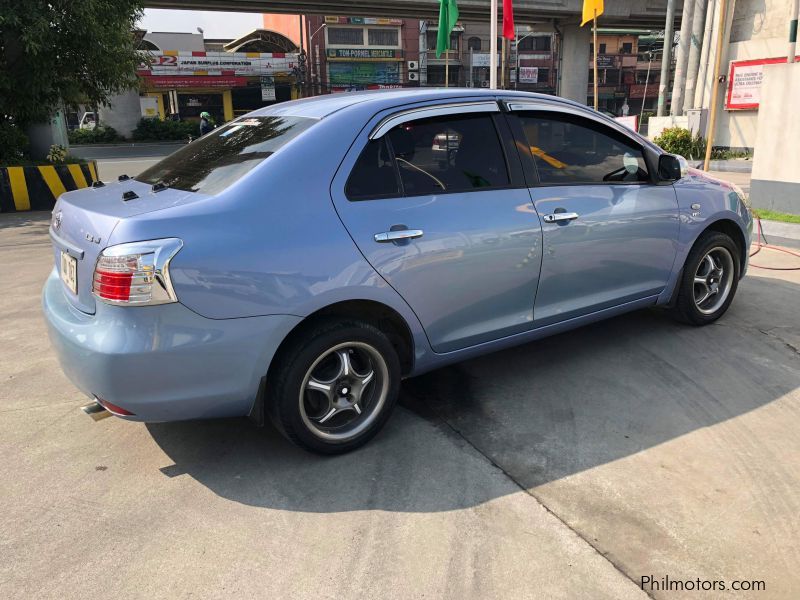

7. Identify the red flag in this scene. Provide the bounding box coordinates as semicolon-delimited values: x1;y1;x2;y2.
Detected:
502;0;515;39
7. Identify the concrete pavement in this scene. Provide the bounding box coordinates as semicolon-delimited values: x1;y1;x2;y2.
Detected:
2;213;798;599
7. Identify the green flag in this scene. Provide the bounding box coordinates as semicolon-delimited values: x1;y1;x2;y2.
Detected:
436;0;459;58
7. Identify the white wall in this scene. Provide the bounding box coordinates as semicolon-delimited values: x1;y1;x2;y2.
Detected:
749;62;800;213
702;0;793;149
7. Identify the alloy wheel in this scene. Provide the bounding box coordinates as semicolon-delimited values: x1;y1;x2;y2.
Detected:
693;246;735;315
299;341;390;442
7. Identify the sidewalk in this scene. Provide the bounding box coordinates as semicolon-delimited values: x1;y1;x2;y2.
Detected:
691;158;753;173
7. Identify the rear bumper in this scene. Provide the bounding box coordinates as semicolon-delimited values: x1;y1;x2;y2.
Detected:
42;269;301;422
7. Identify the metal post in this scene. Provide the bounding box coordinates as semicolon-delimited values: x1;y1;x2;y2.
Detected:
593;11;598;110
515;30;519;90
657;0;677;116
703;0;727;170
640;52;654;123
445;49;449;87
490;0;498;89
695;0;716;109
789;0;799;62
501;37;507;88
672;0;696;115
684;0;709;112
470;47;474;87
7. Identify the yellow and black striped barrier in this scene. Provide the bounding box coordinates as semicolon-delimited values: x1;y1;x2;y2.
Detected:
0;161;99;212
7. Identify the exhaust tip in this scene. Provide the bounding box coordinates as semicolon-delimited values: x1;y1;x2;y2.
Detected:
81;401;112;421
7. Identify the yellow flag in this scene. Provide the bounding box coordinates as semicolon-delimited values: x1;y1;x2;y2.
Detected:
581;0;604;26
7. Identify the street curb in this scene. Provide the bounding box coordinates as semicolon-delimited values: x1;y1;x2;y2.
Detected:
759;218;800;242
0;162;99;212
690;160;753;173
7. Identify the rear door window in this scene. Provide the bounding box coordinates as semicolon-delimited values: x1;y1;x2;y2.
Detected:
135;115;315;195
345;138;402;200
387;113;510;196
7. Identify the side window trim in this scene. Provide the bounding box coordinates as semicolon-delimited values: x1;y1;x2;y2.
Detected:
504;100;646;153
512;109;652;188
370;101;500;140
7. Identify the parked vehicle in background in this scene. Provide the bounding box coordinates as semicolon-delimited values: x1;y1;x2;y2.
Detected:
43;89;752;454
78;112;96;130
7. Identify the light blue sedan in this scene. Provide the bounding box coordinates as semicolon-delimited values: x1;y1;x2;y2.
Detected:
43;89;752;454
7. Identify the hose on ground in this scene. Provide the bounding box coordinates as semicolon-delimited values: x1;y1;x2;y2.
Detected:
748;215;800;271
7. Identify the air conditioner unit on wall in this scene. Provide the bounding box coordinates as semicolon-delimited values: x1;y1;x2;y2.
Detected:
407;60;419;71
408;72;419;81
480;80;490;88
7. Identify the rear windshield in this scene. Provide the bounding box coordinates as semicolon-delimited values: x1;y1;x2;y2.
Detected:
135;115;315;194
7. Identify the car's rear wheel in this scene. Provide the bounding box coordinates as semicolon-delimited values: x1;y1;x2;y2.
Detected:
672;231;741;325
267;318;401;454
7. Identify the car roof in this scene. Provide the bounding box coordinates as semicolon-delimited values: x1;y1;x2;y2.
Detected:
249;88;589;120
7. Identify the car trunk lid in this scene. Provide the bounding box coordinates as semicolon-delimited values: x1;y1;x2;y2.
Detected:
49;180;200;314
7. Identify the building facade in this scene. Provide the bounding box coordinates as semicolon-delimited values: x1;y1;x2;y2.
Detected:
304;15;421;93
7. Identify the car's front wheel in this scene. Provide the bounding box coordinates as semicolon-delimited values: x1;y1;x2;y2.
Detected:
267;319;401;454
672;231;741;325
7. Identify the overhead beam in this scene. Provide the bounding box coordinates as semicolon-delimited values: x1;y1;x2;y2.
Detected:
144;0;680;29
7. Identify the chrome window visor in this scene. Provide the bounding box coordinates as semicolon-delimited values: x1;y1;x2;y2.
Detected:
503;100;644;146
369;101;500;139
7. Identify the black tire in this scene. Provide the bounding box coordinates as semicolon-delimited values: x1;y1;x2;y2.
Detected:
672;231;741;325
267;318;401;454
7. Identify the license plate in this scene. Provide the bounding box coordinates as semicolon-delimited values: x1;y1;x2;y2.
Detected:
60;251;77;295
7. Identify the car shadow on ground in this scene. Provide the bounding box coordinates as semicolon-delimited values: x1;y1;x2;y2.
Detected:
146;274;799;513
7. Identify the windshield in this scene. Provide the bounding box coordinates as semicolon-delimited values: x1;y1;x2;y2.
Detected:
135;115;316;195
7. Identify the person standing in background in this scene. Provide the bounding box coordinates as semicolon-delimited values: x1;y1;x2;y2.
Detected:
199;111;214;136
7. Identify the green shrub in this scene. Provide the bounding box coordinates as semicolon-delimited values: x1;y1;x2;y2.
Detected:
0;121;29;164
132;118;197;141
653;127;706;159
46;144;68;164
67;126;121;144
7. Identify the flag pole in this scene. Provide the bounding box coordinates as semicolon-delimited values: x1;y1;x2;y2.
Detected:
593;9;598;110
445;49;449;87
490;0;498;89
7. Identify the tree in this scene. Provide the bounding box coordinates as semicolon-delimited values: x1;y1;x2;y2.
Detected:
0;0;143;159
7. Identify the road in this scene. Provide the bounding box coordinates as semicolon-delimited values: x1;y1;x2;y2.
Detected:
71;143;180;181
1;211;799;598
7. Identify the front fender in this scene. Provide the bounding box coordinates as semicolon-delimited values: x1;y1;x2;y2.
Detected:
657;170;753;305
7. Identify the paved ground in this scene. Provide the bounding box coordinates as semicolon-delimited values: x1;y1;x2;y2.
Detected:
2;211;798;599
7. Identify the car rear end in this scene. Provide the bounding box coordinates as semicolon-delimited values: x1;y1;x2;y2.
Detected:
43;113;318;421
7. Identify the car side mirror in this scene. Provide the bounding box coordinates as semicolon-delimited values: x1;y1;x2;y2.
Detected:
658;153;688;181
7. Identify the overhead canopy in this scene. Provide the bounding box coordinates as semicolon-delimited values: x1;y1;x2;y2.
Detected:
224;29;298;53
144;0;681;29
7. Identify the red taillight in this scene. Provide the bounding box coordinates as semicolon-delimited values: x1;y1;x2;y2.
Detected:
93;269;133;301
91;239;182;306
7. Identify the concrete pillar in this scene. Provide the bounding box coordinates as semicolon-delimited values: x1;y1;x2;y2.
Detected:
671;0;696;115
657;0;678;116
694;0;717;109
683;0;709;111
559;23;590;104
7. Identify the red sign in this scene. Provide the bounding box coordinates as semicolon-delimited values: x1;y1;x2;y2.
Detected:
726;57;798;110
141;75;250;89
628;84;657;98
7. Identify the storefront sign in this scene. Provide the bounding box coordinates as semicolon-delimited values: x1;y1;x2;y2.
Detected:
628;84;656;98
140;51;297;77
471;53;491;68
260;76;276;101
326;49;403;61
726;56;798;110
325;16;403;25
519;67;539;83
141;75;249;89
596;55;615;68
